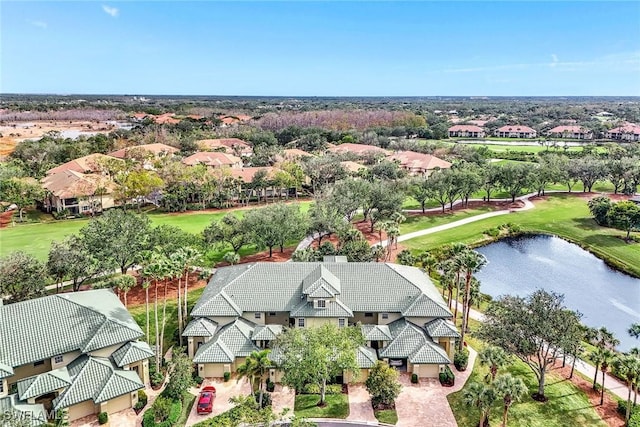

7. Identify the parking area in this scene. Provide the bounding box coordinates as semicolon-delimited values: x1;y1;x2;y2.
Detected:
184;377;251;427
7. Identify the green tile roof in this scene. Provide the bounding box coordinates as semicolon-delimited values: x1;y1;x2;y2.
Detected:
193;318;259;364
379;319;451;365
0;394;47;426
356;346;378;369
267;346;284;366
182;318;219;337
252;325;283;341
361;324;393;341
0;290;144;370
424;319;460;338
191;262;452;319
111;341;155;368
17;367;71;401
290;298;353;318
52;355;143;410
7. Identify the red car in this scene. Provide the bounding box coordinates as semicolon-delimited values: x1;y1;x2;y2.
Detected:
197;386;216;414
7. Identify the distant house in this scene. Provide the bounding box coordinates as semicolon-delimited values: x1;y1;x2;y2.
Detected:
340;161;367;175
328;143;391;157
448;125;486;138
494;125;537;138
0;290;153;423
46;153;121;176
278;148;314;162
218;115;252;127
182;152;243;169
41;170;117;214
605;124;640;141
387;151;452;176
196;138;253;157
547;125;593;140
108;143;179;160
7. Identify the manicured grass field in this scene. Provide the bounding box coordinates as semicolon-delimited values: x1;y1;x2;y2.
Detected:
402;195;640;277
448;355;606;427
0;201;311;260
399;206;495;234
374;409;398;424
294;394;349;419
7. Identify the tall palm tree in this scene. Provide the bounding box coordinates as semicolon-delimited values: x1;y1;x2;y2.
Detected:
494;374;527;427
236;357;259;395
587;327;620;389
598;348;615;405
458;249;487;350
479;346;509;383
170;249;188;345
182;246;202;327
613;354;640;424
160;256;179;364
448;243;468;326
142;255;165;371
466;278;481;329
629;323;640;339
463;382;496;427
252;350;272;407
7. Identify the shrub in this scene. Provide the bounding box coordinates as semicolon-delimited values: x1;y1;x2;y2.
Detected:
224;371;231;382
630;408;640;427
485;227;500;238
302;383;342;394
138;389;148;406
52;209;71;220
266;378;275;392
97;412;108;425
454;348;469;371
150;370;164;388
193;375;204;386
439;366;455;386
411;374;419;384
254;391;272;408
142;397;181;427
134;400;145;411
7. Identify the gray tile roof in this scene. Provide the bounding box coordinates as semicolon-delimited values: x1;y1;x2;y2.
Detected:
182;318;218;337
0;362;14;379
303;266;341;296
424;319;460;338
0;290;144;370
267;346;284;366
252;325;283;341
290;298;353;318
193;318;259;364
191;262;452;319
361;324;393;341
17;367;71;401
379;319;451;365
52;355;143;410
111;341;155;368
0;395;47;426
356;346;379;369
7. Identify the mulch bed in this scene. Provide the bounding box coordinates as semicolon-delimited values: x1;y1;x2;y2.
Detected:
551;362;625;427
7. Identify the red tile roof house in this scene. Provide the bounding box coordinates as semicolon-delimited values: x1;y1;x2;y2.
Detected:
108;143;179;159
196;138;253;157
41;171;118;215
182;152;243;169
547;125;593;140
605;124;640;141
387;151;452;177
328;143;391;156
494;125;537;138
448;125;486;138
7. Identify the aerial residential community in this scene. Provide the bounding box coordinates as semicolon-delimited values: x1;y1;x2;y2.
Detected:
1;1;640;427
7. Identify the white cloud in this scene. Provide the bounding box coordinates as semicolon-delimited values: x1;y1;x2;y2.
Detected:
28;20;48;29
550;54;559;68
102;5;119;17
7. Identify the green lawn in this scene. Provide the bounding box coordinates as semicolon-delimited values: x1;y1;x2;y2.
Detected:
374;409;398;425
0;201;311;261
294;394;349;419
399;206;495;234
448;355;606;427
402;194;640;278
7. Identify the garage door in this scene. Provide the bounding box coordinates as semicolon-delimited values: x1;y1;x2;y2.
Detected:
107;393;132;414
68;400;96;421
201;363;224;378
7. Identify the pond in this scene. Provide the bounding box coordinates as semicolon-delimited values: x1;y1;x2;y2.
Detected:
475;234;640;351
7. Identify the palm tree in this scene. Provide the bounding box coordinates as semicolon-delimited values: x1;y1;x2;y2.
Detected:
160;257;180;364
494;374;528;427
142;256;165;371
115;274;135;308
170;249;188;345
182;246;202;327
418;252;437;277
458;249;487;350
463;382;496;427
479;346;509;383
629;323;640;339
587;327;620;389
613;354;640;424
598;348;615;405
466;278;481;329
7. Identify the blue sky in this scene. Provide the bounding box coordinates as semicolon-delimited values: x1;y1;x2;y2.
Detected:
2;1;639;96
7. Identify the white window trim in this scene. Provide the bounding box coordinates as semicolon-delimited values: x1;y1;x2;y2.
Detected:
317;299;326;308
298;318;305;327
54;355;63;364
338;318;345;327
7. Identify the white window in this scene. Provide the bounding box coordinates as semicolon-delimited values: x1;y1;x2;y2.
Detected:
382;313;389;319
82;206;90;211
254;312;261;319
338;318;345;328
0;381;4;393
317;300;326;308
298;318;305;327
54;355;63;364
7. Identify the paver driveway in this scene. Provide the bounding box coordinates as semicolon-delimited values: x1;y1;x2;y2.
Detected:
271;384;296;416
395;347;477;427
185;377;251;427
346;384;377;423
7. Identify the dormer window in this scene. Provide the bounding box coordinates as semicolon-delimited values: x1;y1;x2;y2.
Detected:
317;300;326;309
